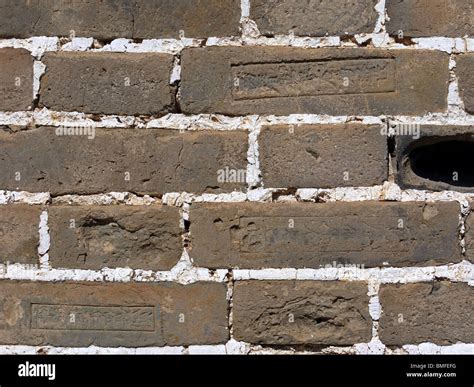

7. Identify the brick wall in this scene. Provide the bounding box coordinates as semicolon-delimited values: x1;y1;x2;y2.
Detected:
0;0;473;355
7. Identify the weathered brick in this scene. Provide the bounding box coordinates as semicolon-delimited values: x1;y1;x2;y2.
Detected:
0;206;41;264
0;127;248;195
0;281;228;347
456;54;474;115
386;0;474;38
0;0;240;39
181;47;449;116
40;52;175;115
260;124;388;188
251;0;378;37
0;48;34;111
189;202;461;269
465;209;474;263
233;281;371;345
49;206;182;271
395;125;474;192
379;282;474;345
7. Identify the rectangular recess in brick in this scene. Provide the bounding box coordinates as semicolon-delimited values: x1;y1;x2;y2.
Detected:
0;205;41;264
0;281;229;347
379;282;474;345
395;125;474;192
189;202;461;269
0;0;241;39
181;47;449;116
259;124;388;188
386;0;474;38
233;280;372;346
40;52;175;115
0;48;34;111
49;206;182;271
0;127;248;195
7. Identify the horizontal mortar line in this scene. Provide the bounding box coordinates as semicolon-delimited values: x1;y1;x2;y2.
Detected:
0;263;472;284
1;36;473;46
0;342;473;355
2;189;474;204
1;112;474;127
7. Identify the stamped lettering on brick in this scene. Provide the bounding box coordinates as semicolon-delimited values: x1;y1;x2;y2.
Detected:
231;215;412;256
231;58;396;100
31;304;156;332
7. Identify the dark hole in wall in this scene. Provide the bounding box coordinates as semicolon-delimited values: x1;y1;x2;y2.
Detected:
409;140;474;187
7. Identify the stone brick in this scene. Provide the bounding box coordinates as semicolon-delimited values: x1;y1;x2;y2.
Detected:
379;282;474;345
233;280;371;345
49;206;182;271
181;47;449;116
386;0;474;38
251;0;378;37
0;0;241;39
0;281;228;347
0;127;248;195
456;54;474;115
40;52;175;115
189;202;460;269
465;209;474;263
260;124;388;188
0;48;34;111
395;125;474;192
0;206;41;264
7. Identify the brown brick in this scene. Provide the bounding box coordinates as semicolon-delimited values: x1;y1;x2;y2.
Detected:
0;127;248;195
0;0;240;39
465;209;474;263
233;280;371;345
189;202;461;269
260;124;388;188
0;281;228;347
379;282;474;345
386;0;474;38
49;206;182;271
0;48;33;111
457;54;474;115
251;0;378;37
0;205;41;264
181;47;449;116
40;52;175;115
395;125;474;192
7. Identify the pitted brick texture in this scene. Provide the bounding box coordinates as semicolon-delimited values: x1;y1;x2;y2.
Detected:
40;52;175;115
259;124;388;188
379;282;474;345
189;202;461;269
49;206;182;271
0;128;248;195
233;280;372;346
0;48;33;111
